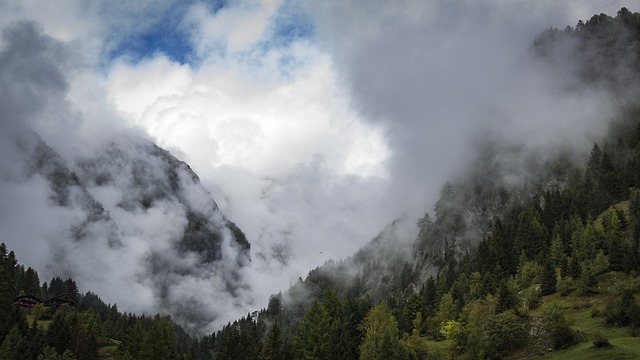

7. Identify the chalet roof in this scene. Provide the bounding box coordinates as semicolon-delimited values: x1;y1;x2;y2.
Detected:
14;294;43;309
14;294;43;302
44;293;78;306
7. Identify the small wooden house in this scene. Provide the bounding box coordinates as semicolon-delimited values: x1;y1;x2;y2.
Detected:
44;293;77;307
14;294;43;309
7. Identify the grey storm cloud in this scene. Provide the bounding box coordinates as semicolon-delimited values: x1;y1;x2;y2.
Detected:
307;0;625;212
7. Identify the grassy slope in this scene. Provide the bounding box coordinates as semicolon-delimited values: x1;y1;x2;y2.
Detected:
526;272;640;360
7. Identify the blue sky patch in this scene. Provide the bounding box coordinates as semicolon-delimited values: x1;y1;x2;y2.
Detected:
106;1;225;65
271;5;315;46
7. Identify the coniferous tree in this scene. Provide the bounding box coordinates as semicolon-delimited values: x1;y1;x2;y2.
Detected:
421;277;438;317
138;315;176;360
294;299;331;360
495;280;518;314
541;259;557;296
515;206;547;261
46;311;71;355
0;244;18;343
261;322;286;360
549;234;565;268
37;346;77;360
323;290;358;360
0;325;29;360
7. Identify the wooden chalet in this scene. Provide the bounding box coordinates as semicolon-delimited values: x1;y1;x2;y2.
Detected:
14;294;43;309
44;293;78;307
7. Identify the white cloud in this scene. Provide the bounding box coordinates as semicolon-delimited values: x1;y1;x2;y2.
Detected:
185;0;283;55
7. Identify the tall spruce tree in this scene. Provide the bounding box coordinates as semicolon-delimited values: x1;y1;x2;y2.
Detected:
294;299;330;360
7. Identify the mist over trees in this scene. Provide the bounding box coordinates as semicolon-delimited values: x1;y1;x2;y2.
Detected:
5;6;640;360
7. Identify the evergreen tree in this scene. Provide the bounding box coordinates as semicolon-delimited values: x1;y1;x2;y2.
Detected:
294;299;331;360
0;325;29;360
138;315;177;360
0;244;18;343
541;259;557;296
261;322;286;360
323;291;357;360
495;280;518;314
515;207;547;261
402;293;424;333
46;311;71;355
37;346;77;360
549;234;565;268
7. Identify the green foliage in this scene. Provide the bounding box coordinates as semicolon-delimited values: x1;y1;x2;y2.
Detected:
0;325;30;360
0;244;19;344
402;322;438;360
515;206;548;261
496;280;518;313
138;315;177;360
435;293;457;328
542;304;577;350
260;322;291;360
630;189;640;221
453;300;494;358
359;303;408;360
520;284;542;310
294;300;330;360
487;310;526;356
592;334;611;348
517;258;542;288
604;287;640;326
541;260;558;296
37;346;77;360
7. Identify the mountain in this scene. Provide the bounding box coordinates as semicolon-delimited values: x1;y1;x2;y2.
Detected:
0;20;255;332
4;129;250;331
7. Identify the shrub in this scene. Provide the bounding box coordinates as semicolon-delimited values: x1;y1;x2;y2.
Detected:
542;304;577;350
592;334;611;348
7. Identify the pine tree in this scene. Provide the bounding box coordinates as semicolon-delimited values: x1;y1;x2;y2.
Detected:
0;244;18;343
0;325;29;360
261;322;285;360
549;234;565;268
495;280;518;314
323;290;357;360
515;207;547;261
421;277;438;316
46;311;71;355
138;315;176;360
541;259;557;296
294;299;331;360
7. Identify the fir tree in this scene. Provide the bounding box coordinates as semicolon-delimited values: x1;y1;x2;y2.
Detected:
541;259;557;296
294;299;330;360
